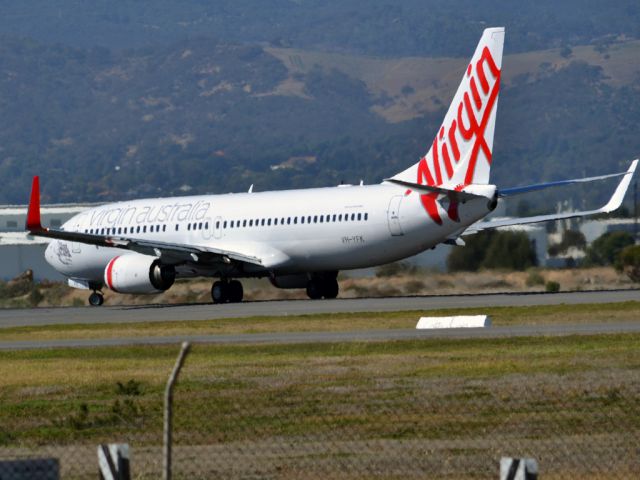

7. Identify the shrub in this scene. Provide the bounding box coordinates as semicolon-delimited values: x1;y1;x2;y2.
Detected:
526;270;545;287
545;281;561;293
617;244;640;282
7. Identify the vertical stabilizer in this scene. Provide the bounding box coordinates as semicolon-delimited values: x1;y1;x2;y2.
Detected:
392;28;504;189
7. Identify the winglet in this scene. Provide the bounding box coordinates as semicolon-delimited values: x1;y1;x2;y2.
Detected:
601;159;638;213
26;176;43;231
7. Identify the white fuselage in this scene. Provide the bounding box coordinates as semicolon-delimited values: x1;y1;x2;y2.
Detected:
45;183;496;284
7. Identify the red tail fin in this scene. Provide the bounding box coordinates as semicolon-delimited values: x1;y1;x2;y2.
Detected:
26;176;43;231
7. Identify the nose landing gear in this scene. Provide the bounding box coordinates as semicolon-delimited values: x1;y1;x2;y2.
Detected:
88;291;104;307
211;279;244;304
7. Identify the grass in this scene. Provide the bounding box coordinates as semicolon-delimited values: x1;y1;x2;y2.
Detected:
1;305;639;478
1;301;639;342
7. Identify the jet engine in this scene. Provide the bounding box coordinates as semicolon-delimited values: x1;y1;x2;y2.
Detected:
104;254;175;294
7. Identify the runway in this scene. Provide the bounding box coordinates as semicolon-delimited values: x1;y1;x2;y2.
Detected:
0;290;638;350
1;321;640;351
0;290;640;331
0;289;637;329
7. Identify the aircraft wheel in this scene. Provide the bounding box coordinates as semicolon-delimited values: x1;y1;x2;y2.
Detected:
228;280;244;303
306;280;323;300
211;281;229;304
88;292;104;307
322;278;339;299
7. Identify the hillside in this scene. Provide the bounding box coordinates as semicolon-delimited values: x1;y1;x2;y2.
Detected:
1;32;639;210
2;1;639;56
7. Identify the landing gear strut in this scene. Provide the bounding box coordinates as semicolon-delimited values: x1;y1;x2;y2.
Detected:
211;280;244;304
306;276;339;300
88;291;104;307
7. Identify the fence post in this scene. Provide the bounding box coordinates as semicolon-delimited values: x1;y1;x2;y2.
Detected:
98;443;130;480
163;341;191;480
500;457;538;480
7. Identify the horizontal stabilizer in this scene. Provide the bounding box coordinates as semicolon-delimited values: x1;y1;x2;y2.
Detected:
385;178;484;202
465;159;638;234
499;169;632;197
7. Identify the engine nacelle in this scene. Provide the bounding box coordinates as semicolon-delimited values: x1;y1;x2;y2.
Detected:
104;254;175;294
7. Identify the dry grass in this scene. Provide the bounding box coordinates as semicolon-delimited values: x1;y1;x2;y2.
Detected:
267;40;640;123
15;266;634;309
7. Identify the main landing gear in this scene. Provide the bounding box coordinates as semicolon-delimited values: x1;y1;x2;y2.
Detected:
211;279;244;304
306;276;339;300
88;291;104;307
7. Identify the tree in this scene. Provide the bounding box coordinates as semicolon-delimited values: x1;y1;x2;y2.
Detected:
547;229;586;256
447;230;537;272
616;245;640;282
584;231;635;266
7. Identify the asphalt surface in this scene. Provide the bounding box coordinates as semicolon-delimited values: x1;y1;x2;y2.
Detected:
0;290;638;350
0;289;637;329
1;321;640;351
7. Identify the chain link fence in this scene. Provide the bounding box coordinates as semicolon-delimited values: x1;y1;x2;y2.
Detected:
1;337;639;479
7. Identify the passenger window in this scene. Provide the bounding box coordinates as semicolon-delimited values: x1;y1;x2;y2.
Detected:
274;218;278;225
249;220;253;227
163;225;167;232
338;214;343;221
313;216;318;223
301;217;305;224
351;213;355;221
357;213;362;221
187;224;191;231
308;216;312;223
223;221;227;228
143;226;147;233
268;219;272;226
332;214;337;222
294;217;298;224
199;222;203;230
365;213;369;221
287;217;291;225
243;220;247;227
216;221;220;229
175;224;179;231
319;216;324;223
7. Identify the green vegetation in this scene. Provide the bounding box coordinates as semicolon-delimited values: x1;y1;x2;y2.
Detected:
584;231;635;266
545;280;561;292
447;230;537;272
2;1;640;56
547;230;586;257
617;244;640;281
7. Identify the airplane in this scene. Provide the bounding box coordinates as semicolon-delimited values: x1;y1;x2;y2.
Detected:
25;27;638;306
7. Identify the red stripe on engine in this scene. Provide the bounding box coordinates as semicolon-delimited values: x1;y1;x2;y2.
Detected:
105;256;120;292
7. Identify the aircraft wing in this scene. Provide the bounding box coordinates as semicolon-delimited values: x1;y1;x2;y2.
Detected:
464;159;638;234
25;177;263;267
